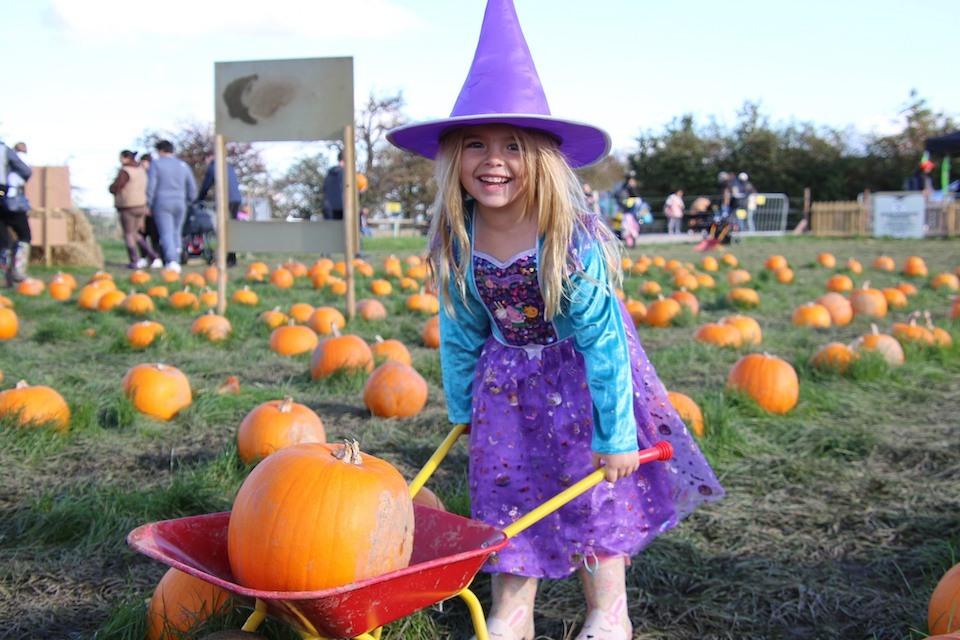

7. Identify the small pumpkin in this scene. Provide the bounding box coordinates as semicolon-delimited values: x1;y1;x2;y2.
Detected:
237;396;326;464
182;272;206;288
774;267;795;284
257;306;289;329
645;296;681;328
725;287;760;308
849;282;888;318
307;306;347;335
423;315;441;348
0;380;70;432
77;280;116;310
309;328;374;378
638;280;662;298
719;314;762;345
825;274;854;293
726;353;799;414
370;278;393;296
230;286;259;306
872;255;895;271
850;324;904;366
190;310;232;342
128;269;152;285
227;440;415;592
169;287;200;311
0;307;18;340
269;266;295;288
815;292;853;326
357;298;388;321
371;335;412;365
145;568;231;640
809;342;857;373
406;288;440;315
931;272;960;291
287;302;315;324
669;289;699;316
122;291;155;316
363;361;429;418
16;277;46;297
269;321;319;356
891;314;934;347
666;390;704;437
901;255;928;277
97;289;128;311
791;302;832;328
694;322;742;348
121;363;192;421
624;298;647;326
725;268;752;285
126;320;165;349
816;252;836;268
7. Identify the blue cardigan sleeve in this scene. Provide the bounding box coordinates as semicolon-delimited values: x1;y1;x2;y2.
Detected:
438;267;490;425
560;239;638;454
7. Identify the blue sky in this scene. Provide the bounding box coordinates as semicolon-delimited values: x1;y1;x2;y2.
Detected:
4;0;958;209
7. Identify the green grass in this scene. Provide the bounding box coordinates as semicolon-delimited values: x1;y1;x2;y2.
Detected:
0;235;958;639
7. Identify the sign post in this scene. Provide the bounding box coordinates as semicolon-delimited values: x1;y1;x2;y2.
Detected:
213;56;356;315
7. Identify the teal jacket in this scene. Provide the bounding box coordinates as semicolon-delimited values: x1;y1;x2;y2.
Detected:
438;217;639;455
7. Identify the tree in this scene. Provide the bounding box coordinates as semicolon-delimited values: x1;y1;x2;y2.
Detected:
272;153;329;220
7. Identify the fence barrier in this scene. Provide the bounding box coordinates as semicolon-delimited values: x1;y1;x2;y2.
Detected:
811;200;958;237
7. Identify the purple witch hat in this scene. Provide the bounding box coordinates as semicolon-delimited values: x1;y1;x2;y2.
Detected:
387;0;610;168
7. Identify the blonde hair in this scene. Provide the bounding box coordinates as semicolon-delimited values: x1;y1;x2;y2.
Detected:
427;125;621;321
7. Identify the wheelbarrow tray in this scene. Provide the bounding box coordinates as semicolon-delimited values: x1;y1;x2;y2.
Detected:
128;505;509;638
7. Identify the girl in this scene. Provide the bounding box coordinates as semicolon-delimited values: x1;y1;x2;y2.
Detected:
388;2;724;638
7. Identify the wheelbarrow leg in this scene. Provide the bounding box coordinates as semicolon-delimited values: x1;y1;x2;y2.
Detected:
456;587;491;640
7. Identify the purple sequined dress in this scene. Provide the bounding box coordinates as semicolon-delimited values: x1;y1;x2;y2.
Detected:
468;249;723;579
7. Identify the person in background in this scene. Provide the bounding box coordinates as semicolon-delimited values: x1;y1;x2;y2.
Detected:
386;1;724;638
615;173;641;246
109;150;160;269
582;182;599;215
0;140;33;286
322;151;345;220
737;172;757;231
664;188;685;235
146;140;197;273
197;151;242;267
137;153;163;268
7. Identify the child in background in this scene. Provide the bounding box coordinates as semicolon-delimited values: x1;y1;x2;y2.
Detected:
388;2;724;639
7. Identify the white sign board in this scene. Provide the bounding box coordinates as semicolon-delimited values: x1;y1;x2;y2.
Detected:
215;57;354;143
873;192;925;238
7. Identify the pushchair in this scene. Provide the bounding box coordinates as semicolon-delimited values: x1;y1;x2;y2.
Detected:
182;201;216;265
689;202;737;251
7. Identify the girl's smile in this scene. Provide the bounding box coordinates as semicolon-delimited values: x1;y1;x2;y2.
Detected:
459;125;527;220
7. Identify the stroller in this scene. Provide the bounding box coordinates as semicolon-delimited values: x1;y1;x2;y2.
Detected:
181;201;216;265
688;201;737;251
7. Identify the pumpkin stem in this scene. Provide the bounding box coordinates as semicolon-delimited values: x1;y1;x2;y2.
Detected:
374;335;384;343
15;380;28;389
332;439;363;465
278;396;294;413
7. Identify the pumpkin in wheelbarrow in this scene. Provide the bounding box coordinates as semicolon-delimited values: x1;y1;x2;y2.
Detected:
227;440;415;592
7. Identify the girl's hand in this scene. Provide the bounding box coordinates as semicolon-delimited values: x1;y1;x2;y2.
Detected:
592;451;640;483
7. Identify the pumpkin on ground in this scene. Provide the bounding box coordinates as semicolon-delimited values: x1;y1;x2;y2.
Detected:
719;314;762;345
236;396;326;464
121;363;192;421
145;567;231;640
809;342;858;373
815;292;853;326
169;288;200;311
0;380;70;432
307;306;346;335
191;311;232;342
357;298;388;321
310;329;374;378
227;441;415;592
363;361;428;418
370;335;412;365
726;287;760;308
231;286;259;306
287;302;315;324
791;302;832;328
645;296;681;328
122;292;155;316
0;307;18;340
126;320;165;349
669;289;699;316
726;353;799;414
257;306;289;329
694;322;742;348
269;322;319;356
406;288;440;315
850;324;904;366
423;315;441;348
666;391;704;437
929;562;960;636
850;282;888;318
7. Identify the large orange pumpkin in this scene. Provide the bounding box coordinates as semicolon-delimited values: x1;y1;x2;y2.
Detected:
236;396;326;464
145;567;231;640
929;562;960;636
121;363;192;421
850;282;888;318
727;353;799;414
227;441;415;591
0;380;70;432
645;297;681;328
363;361;428;418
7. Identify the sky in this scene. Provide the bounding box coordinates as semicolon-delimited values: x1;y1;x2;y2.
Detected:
4;0;959;210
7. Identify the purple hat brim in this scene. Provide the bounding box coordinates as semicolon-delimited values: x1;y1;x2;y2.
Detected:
387;114;611;168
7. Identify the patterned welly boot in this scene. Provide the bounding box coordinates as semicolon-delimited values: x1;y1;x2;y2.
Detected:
1;249;13;287
9;241;30;284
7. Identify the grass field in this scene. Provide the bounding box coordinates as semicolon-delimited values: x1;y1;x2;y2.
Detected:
1;234;958;640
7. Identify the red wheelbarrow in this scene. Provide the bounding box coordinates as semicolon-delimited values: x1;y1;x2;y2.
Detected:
127;424;673;640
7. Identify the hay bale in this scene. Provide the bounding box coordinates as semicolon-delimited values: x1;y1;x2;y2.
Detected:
25;209;104;267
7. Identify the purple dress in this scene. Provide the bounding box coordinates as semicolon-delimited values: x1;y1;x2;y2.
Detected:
466;248;724;579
